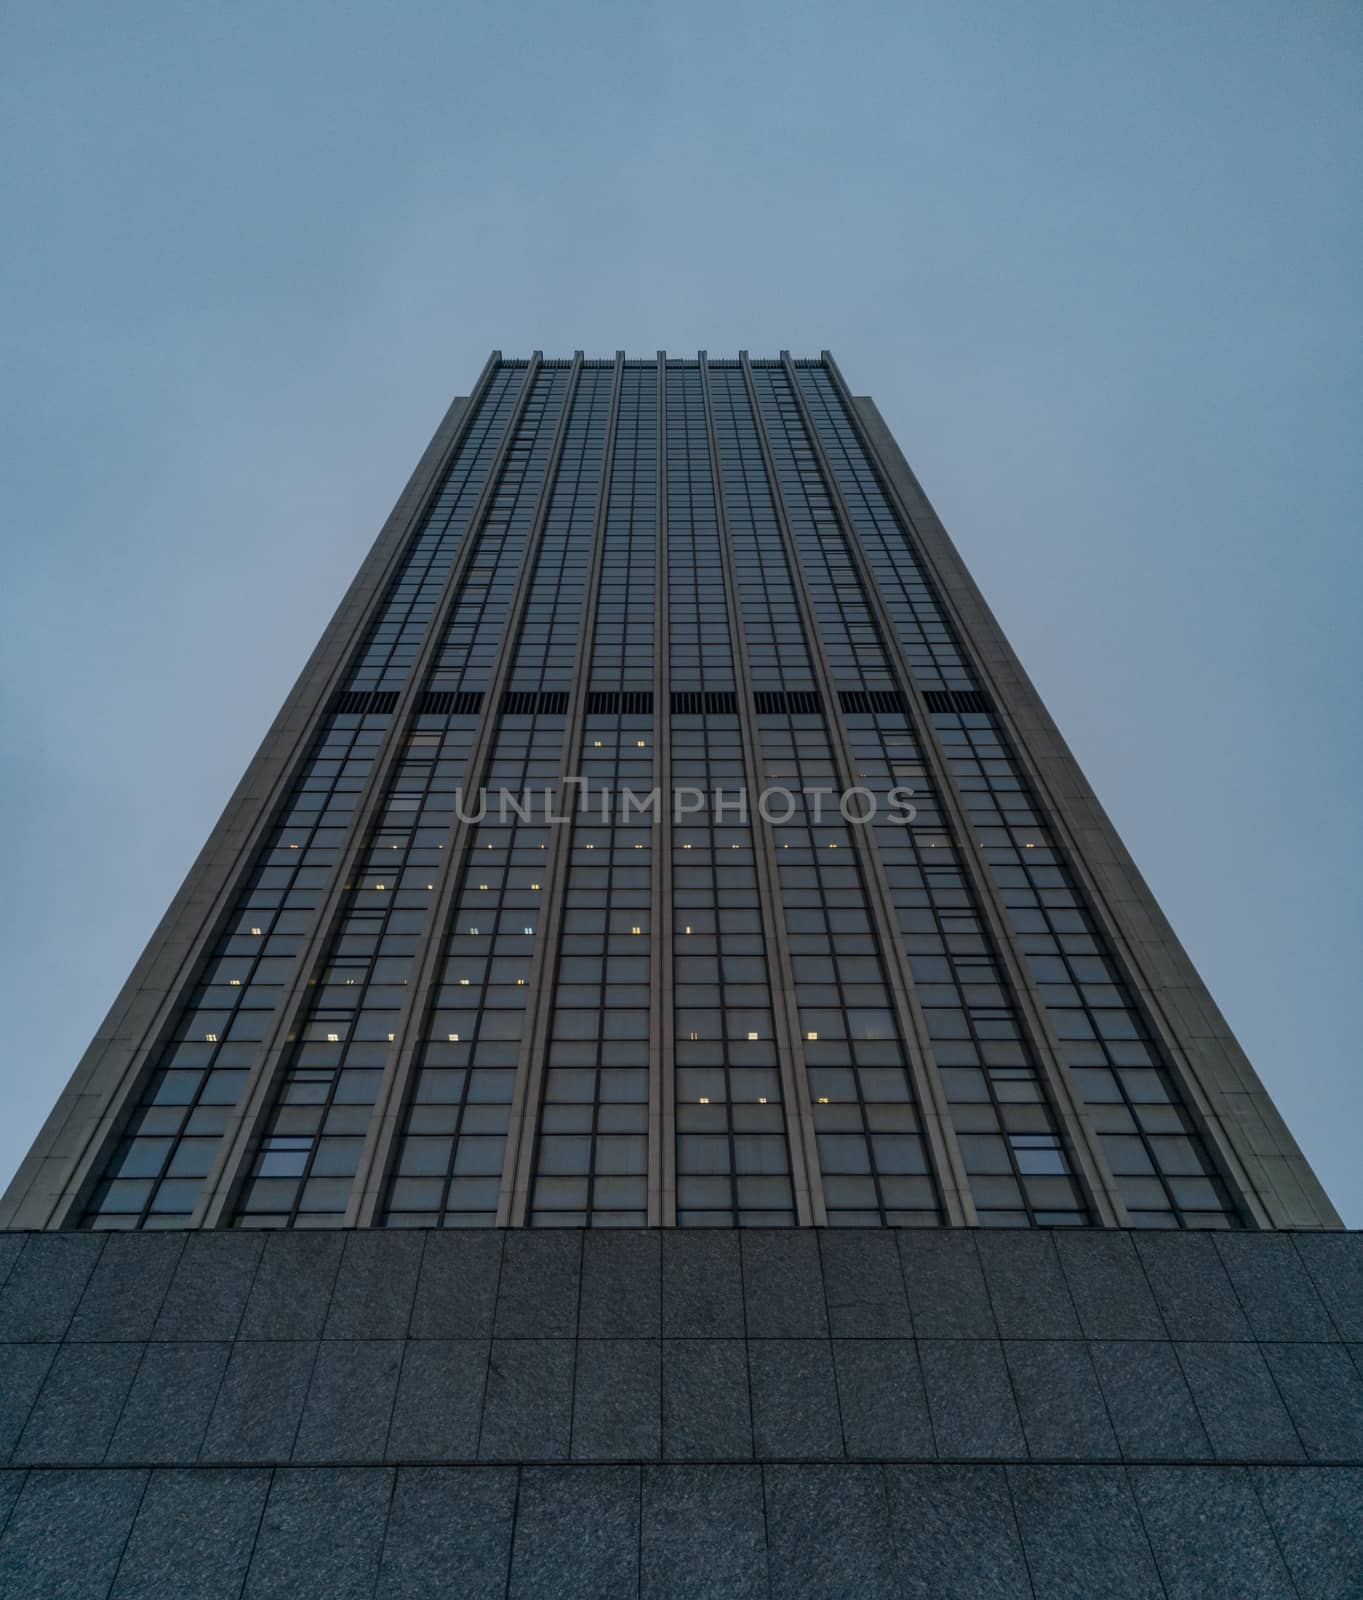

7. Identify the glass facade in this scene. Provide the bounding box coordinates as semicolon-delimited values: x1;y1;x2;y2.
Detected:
73;352;1253;1233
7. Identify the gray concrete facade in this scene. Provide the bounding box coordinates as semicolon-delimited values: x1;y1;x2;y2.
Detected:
0;1226;1360;1596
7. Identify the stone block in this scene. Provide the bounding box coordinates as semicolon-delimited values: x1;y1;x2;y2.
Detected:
323;1231;423;1340
509;1466;639;1600
1008;1464;1161;1597
201;1341;317;1463
0;1467;146;1600
976;1230;1079;1339
661;1231;742;1338
898;1232;995;1338
239;1231;344;1340
1254;1465;1363;1600
108;1342;230;1464
1176;1342;1304;1461
1293;1234;1363;1340
0;1236;23;1289
375;1466;516;1599
1054;1231;1165;1340
764;1463;898;1600
478;1340;573;1461
1003;1340;1118;1460
572;1339;660;1461
918;1340;1025;1459
0;1234;103;1342
110;1467;269;1599
494;1233;581;1339
154;1233;263;1342
1132;1465;1295;1599
293;1340;403;1463
641;1464;767;1599
387;1340;488;1461
580;1231;661;1338
68;1233;185;1342
885;1464;1030;1599
1089;1340;1211;1460
747;1339;842;1459
408;1231;503;1340
819;1232;911;1338
1214;1233;1335;1341
1133;1232;1250;1341
0;1344;56;1459
13;1342;142;1464
244;1466;392;1600
662;1338;751;1461
832;1340;933;1459
1261;1342;1363;1461
741;1231;827;1339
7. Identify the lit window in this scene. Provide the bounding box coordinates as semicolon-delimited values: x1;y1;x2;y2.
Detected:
817;1096;830;1104
228;979;241;987
204;1032;218;1042
631;926;642;935
698;1096;709;1104
747;1031;759;1041
375;883;386;891
807;1031;818;1041
327;1032;340;1043
250;927;262;936
459;978;470;986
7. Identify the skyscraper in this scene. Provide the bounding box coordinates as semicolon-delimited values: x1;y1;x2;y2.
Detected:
0;355;1354;1598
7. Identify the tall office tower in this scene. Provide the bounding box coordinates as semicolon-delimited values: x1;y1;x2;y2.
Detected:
1;356;1355;1599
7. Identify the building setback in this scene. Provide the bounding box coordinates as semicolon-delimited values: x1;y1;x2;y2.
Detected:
0;354;1356;1597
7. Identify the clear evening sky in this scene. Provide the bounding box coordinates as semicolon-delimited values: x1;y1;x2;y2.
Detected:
3;2;1359;1221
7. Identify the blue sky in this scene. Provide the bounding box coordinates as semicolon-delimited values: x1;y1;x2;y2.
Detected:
3;0;1360;1220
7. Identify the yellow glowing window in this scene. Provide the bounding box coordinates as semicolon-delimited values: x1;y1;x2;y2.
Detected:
459;978;470;986
289;843;299;849
448;1032;460;1042
631;926;642;935
688;1032;699;1041
327;1032;340;1043
807;1031;818;1041
228;979;241;987
698;1096;709;1104
758;1096;768;1104
375;883;386;891
204;1032;218;1042
530;882;541;890
250;927;262;936
387;1032;395;1042
817;1096;830;1104
636;740;645;748
747;1031;759;1041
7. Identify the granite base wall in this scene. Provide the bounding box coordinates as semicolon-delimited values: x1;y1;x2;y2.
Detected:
0;1226;1360;1597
